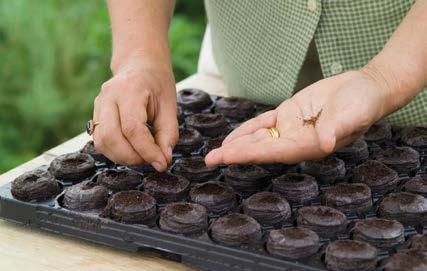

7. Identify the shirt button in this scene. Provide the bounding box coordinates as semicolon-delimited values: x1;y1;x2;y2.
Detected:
307;0;317;12
330;62;343;74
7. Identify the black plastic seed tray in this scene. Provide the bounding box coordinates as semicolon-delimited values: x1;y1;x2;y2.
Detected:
0;179;326;271
0;92;426;271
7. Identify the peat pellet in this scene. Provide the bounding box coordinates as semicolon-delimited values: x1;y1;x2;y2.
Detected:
352;218;404;249
177;88;212;112
214;96;255;121
378;192;427;225
409;234;427;252
128;164;156;175
172;157;221;183
408;234;427;251
11;168;61;202
185;113;229;138
174;128;203;156
322;183;372;213
80;140;110;164
383;250;427;271
325;240;377;271
363;123;392;144
300;156;346;184
48;152;96;183
189;181;236;215
159;202;208;234
101;190;156;224
272;173;319;204
401;126;427;149
404;175;427;197
224;164;270;196
352;160;398;193
97;169;142;192
375;146;420;174
266;227;320;259
242;192;291;225
63;182;108;210
335;138;369;165
259;163;291;178
142;172;189;204
211;213;262;246
201;136;225;156
297;206;348;238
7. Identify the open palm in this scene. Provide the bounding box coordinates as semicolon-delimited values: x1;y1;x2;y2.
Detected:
205;70;389;166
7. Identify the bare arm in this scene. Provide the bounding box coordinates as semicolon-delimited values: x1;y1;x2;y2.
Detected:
93;0;178;171
363;0;427;115
108;0;175;73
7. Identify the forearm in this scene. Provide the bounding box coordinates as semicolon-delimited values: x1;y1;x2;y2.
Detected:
107;0;176;74
362;0;427;116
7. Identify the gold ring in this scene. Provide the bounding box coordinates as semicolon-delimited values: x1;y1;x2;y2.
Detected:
268;127;280;139
86;120;99;136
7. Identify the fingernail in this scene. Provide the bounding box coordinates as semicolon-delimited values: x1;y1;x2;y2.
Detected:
151;162;163;172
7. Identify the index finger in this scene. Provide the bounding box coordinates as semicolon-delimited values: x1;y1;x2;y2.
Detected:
206;128;326;166
222;110;277;145
117;94;168;171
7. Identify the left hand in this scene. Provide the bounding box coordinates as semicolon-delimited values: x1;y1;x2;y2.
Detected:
205;70;391;166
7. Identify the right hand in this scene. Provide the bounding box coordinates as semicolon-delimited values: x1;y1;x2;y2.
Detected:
93;61;178;171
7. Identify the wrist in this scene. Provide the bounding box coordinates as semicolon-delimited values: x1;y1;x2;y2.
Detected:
111;44;172;76
361;48;426;118
111;52;173;78
359;62;395;115
360;59;417;117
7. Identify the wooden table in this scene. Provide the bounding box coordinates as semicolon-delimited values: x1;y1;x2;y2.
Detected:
0;74;227;271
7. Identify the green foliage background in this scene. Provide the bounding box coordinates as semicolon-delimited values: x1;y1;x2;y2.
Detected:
0;0;206;173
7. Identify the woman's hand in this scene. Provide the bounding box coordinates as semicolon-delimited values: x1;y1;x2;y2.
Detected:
205;69;392;166
93;61;178;171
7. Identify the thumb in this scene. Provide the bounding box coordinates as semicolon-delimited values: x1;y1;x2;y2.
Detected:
315;108;366;154
315;111;338;154
154;97;179;163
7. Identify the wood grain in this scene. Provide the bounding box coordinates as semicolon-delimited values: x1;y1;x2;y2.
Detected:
0;221;193;271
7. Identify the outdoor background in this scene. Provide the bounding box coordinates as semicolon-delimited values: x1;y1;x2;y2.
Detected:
0;0;206;173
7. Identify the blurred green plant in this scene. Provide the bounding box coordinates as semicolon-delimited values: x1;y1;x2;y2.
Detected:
0;0;205;173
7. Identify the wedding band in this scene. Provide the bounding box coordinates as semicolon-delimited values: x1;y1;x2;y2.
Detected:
268;127;280;139
86;120;99;136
